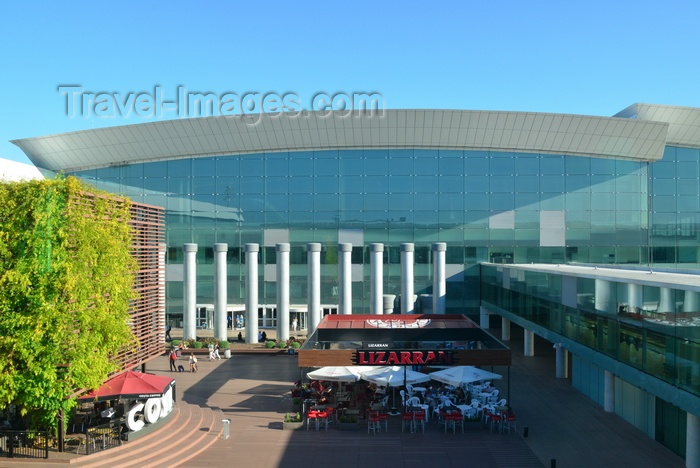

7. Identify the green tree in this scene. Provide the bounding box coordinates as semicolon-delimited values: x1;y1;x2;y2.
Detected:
0;176;136;430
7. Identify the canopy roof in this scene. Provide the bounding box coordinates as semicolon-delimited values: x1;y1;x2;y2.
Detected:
298;314;511;368
77;371;175;402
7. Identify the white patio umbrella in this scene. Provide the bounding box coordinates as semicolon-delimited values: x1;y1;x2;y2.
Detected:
359;366;431;387
306;366;366;382
428;366;502;387
359;366;431;414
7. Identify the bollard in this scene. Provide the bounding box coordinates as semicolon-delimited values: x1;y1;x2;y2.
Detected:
523;426;529;438
551;459;556;468
222;419;230;439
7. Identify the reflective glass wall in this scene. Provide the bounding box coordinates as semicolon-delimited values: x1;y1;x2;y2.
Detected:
71;149;648;318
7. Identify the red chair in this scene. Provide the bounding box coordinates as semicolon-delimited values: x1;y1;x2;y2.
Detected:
413;411;426;433
445;412;463;434
367;413;382;434
316;411;329;431
307;410;319;431
504;412;517;435
401;412;414;433
488;413;503;433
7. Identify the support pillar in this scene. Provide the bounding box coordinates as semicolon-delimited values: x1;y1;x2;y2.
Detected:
627;283;643;311
400;243;415;314
480;306;490;329
554;343;568;378
604;370;615;412
183;243;198;341
501;317;511;341
524;329;535;357
684;291;699;313
687;412;700;468
657;287;675;313
245;244;259;345
369;243;384;315
307;243;321;335
595;278;613;314
276;243;290;341
338;243;352;315
214;243;228;341
432;242;446;314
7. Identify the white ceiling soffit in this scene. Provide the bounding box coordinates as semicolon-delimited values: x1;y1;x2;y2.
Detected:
490;263;700;292
12;109;670;172
615;103;700;149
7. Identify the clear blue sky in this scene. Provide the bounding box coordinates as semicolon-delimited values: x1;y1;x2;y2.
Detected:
2;0;699;164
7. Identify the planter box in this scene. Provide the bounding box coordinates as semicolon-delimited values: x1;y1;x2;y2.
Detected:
283;421;304;430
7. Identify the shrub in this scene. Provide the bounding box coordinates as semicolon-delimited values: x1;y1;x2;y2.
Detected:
218;340;230;349
265;340;276;349
277;341;286;348
192;341;203;349
339;415;358;423
290;341;301;349
171;339;181;347
284;412;302;423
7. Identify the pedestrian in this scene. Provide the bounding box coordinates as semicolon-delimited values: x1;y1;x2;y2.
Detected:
208;343;215;360
291;318;297;332
189;353;198;373
213;344;222;360
165;324;172;341
237;332;243;342
168;348;177;371
261;331;267;342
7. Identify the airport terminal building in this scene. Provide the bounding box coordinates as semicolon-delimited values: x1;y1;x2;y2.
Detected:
12;103;700;462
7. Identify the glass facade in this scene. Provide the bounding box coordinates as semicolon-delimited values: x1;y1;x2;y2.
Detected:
68;147;700;319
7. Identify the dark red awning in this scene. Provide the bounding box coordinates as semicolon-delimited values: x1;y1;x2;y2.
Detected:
77;371;174;402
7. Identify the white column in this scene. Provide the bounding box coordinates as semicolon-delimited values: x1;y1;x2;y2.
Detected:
214;243;228;341
524;329;535;357
338;243;352;315
276;243;290;341
595;279;613;314
657;287;675;313
604;370;615;412
432;242;446;314
684;291;699;313
628;283;643;311
400;243;415;314
182;243;198;341
501;317;511;341
687;412;700;468
480;306;490;329
554;343;568;378
369;243;384;315
307;243;321;335
245;243;259;345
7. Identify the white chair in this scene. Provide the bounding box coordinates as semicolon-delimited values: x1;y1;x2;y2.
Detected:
406;383;415;396
495;398;507;407
406;396;421;407
399;390;407;406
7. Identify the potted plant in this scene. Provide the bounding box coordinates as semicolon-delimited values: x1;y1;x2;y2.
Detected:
338;415;359;430
283;412;304;430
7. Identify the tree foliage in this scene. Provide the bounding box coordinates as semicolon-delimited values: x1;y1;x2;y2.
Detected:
0;176;136;430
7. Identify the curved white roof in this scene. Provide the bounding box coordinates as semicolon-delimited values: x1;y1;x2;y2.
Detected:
12;109;670;172
615;103;700;149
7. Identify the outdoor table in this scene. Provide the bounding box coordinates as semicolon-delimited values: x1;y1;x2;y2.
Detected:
412;386;427;396
478;393;492;404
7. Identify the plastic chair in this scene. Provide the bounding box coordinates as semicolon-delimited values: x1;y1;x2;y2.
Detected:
401;412;414;433
367;413;382;435
504;412;517;435
306;411;319;431
488;413;503;433
413;411;426;433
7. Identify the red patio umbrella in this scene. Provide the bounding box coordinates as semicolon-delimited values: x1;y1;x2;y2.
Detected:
77;371;175;402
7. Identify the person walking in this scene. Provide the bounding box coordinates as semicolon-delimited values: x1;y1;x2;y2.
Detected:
189;353;198;373
213;344;222;360
291;318;298;332
168;348;178;371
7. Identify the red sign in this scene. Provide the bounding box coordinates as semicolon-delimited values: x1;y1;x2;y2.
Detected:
355;350;454;366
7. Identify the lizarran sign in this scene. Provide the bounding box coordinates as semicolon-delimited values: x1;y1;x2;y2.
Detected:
354;350;454;366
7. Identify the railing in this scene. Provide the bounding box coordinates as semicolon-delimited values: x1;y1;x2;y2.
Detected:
84;421;122;455
0;430;49;459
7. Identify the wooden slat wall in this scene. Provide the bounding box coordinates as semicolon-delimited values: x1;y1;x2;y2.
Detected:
71;193;166;373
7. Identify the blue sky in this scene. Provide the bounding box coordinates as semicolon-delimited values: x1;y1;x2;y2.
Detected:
2;0;699;164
